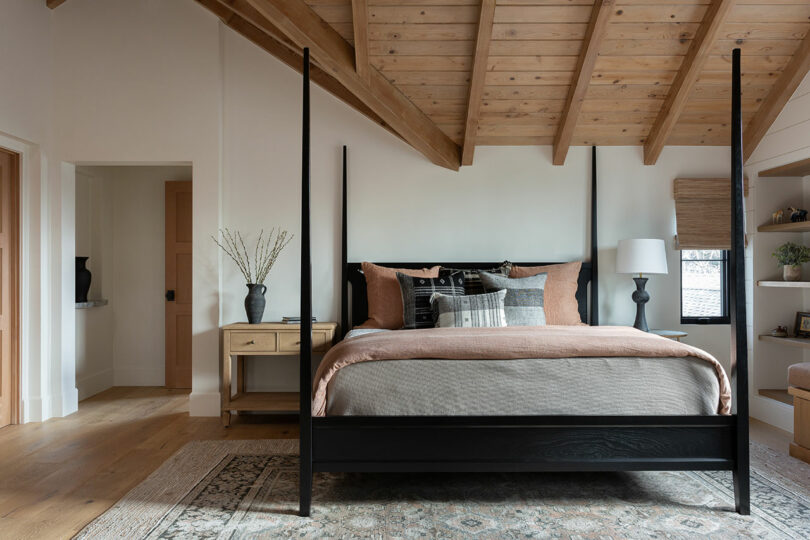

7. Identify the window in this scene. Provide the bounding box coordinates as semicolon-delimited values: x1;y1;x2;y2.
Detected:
680;250;729;324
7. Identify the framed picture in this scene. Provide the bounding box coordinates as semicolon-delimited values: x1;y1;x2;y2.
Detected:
795;312;810;338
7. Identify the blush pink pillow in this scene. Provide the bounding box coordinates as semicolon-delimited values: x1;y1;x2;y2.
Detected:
359;263;441;329
510;261;583;325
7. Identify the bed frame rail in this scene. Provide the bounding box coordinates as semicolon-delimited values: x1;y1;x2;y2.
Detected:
312;416;736;473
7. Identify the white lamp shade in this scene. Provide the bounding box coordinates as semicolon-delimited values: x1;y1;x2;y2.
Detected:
616;239;668;275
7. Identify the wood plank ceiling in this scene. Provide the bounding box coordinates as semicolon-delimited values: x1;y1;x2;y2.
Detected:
52;0;810;169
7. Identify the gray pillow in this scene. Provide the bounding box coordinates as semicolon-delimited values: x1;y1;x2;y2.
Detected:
479;271;547;326
430;290;508;328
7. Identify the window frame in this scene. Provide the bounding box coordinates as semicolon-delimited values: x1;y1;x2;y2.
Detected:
679;249;730;325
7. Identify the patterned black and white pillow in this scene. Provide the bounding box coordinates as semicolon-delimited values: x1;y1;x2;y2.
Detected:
430;290;508;328
479;271;547;326
397;271;465;329
440;261;512;295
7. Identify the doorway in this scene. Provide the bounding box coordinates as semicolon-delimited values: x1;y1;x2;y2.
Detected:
74;166;192;400
0;148;20;428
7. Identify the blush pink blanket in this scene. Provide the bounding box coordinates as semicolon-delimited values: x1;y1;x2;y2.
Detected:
312;326;732;416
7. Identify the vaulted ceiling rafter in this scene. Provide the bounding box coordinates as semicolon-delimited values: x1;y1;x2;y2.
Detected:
552;0;614;166
743;30;810;162
461;0;496;167
243;0;461;170
643;0;736;166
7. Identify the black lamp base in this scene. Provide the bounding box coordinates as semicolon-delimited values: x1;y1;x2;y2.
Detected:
631;277;650;332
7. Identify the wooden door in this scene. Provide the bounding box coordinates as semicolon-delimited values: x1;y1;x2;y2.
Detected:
0;148;19;427
165;181;192;389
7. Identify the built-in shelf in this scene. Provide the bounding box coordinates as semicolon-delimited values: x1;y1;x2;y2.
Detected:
758;334;810;349
757;280;810;288
759;157;810;178
76;299;108;309
758;388;794;406
757;221;810;233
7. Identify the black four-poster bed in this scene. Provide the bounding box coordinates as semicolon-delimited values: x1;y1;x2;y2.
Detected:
297;48;749;516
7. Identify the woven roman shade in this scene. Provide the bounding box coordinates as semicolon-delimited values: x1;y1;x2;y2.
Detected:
673;178;748;250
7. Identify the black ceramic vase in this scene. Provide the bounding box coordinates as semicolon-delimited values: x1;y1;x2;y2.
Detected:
76;257;92;303
245;283;267;324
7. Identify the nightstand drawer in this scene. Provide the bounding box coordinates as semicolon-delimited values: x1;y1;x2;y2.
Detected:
230;331;277;352
278;331;332;352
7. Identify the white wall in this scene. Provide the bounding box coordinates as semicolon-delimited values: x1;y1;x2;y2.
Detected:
1;0;753;418
74;165;192;399
74;168;113;399
0;0;72;422
746;71;810;432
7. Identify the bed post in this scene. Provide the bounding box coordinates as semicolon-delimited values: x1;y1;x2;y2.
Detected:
590;145;599;326
341;145;348;339
730;47;750;516
299;47;313;518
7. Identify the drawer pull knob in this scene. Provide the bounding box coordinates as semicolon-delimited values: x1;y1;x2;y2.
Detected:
295;341;301;345
247;339;255;345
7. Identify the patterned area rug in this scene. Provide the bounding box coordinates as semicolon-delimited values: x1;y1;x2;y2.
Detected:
76;439;810;539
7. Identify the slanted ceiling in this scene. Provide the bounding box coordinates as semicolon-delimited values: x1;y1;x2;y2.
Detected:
51;0;810;170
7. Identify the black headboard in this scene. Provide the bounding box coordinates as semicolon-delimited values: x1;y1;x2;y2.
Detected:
346;262;594;331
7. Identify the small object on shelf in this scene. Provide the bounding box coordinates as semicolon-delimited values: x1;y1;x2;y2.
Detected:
245;284;267;324
772;242;810;281
650;329;687;342
75;256;92;303
282;316;317;324
770;325;788;337
795;312;810;338
212;227;294;325
788;207;808;222
772;209;784;224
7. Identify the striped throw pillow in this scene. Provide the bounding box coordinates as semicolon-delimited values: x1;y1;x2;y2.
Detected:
430;290;508;328
479;271;548;326
397;271;465;329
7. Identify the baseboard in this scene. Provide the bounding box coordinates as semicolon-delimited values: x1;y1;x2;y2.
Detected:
77;368;114;401
113;366;165;387
751;394;794;433
189;391;221;417
23;396;43;423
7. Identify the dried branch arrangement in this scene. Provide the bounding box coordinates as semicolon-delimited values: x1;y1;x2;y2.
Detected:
212;227;293;284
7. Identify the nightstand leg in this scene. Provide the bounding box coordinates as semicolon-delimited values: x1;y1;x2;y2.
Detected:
221;411;231;427
237;356;246;394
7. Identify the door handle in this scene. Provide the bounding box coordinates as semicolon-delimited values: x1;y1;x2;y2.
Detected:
166;290;175;301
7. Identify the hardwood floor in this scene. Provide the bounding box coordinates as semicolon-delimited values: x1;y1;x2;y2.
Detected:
0;387;297;540
0;387;799;539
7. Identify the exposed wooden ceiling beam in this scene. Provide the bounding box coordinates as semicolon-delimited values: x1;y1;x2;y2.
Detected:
643;0;735;166
351;0;370;84
244;0;460;170
46;0;68;8
194;0;400;141
743;31;810;162
461;0;495;167
552;0;613;166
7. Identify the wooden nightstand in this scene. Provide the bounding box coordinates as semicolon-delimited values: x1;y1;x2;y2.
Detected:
221;322;338;426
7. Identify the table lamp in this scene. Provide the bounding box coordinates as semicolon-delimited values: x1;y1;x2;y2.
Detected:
616;238;668;332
